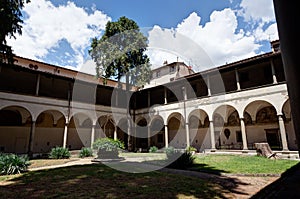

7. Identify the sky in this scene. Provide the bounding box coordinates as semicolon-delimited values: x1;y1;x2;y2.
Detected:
7;0;279;74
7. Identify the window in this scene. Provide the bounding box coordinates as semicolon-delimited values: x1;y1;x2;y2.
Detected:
169;66;176;73
156;71;161;78
236;131;242;142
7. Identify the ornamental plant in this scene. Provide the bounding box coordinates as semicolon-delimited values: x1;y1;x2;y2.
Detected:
49;146;70;159
0;153;30;175
149;146;158;153
92;138;124;159
79;147;93;158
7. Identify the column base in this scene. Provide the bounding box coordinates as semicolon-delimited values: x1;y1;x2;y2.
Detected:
242;149;250;153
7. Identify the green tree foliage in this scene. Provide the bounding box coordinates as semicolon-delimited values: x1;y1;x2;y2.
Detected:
89;16;151;88
0;0;30;64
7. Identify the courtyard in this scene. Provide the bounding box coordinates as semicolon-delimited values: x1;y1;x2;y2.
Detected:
1;152;299;198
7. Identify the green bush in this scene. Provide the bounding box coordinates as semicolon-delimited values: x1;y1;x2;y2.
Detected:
0;153;30;175
93;138;124;159
186;146;197;153
79;147;93;158
167;151;195;169
165;146;175;157
149;146;158;153
92;138;124;151
49;147;70;159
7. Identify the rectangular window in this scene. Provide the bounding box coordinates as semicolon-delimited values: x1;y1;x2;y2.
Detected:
156;71;161;78
169;66;176;73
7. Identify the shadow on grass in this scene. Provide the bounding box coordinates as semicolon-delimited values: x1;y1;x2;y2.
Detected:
251;161;300;199
0;162;252;199
188;163;228;175
141;159;250;197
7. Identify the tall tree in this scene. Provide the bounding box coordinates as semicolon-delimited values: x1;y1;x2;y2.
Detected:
89;16;151;88
89;16;151;151
0;0;30;64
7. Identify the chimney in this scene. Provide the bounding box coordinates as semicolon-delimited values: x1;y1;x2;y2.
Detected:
271;40;280;53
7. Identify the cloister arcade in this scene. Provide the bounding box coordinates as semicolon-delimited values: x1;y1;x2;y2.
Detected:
0;91;296;155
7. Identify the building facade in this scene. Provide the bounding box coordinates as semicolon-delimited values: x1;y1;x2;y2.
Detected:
0;41;298;157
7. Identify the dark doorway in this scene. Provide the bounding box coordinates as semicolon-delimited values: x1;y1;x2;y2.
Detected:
266;129;281;150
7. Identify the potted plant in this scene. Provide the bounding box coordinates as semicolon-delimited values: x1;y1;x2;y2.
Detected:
92;138;124;159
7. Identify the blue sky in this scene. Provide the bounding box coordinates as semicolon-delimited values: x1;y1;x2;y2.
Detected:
8;0;278;74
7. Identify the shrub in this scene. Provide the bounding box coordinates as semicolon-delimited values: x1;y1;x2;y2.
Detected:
165;146;175;156
49;147;70;159
79;147;93;158
92;138;124;159
0;153;30;175
149;146;158;153
186;146;197;153
92;138;124;151
167;151;196;169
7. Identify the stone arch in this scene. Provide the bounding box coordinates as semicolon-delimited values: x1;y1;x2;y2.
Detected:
167;112;186;148
188;109;210;151
68;112;92;150
34;110;66;153
149;116;165;149
117;118;128;149
243;100;277;123
281;99;297;150
188;109;209;129
282;99;291;121
135;117;148;150
36;110;65;128
243;100;280;150
97;115;115;139
0;106;32;153
213;105;239;126
0;106;32;126
212;105;243;149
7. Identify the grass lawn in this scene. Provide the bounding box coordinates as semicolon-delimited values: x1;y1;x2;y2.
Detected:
193;154;299;175
0;163;227;199
1;153;299;198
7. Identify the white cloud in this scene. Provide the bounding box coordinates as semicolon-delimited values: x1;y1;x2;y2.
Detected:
7;0;110;68
253;22;279;42
148;9;260;72
239;0;275;23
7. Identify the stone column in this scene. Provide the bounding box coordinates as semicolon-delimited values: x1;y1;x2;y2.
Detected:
235;69;241;91
148;126;151;147
35;74;40;96
278;114;289;151
207;75;211;96
164;125;169;148
63;122;68;148
185;123;190;147
209;121;216;150
271;59;278;84
240;118;248;150
115;90;118;107
164;87;168;104
28;120;36;155
90;124;96;148
114;126;117;140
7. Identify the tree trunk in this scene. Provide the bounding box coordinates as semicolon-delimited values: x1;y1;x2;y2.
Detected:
254;142;278;159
